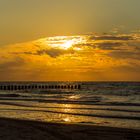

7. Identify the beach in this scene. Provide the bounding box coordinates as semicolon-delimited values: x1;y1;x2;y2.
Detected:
0;117;140;140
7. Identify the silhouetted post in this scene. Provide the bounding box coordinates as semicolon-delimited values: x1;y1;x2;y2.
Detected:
15;85;17;90
71;85;73;89
11;85;13;90
17;85;19;90
74;85;77;89
35;85;37;89
3;86;6;90
78;85;81;89
38;85;41;89
45;85;48;89
41;85;44;89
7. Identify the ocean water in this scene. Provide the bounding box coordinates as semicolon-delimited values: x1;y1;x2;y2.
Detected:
0;82;140;129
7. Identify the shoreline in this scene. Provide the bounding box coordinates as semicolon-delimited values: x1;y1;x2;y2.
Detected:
0;117;139;140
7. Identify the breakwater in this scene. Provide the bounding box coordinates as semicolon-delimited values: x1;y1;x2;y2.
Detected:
0;82;81;91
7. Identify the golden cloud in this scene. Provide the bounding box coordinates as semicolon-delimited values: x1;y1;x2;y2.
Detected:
0;33;140;81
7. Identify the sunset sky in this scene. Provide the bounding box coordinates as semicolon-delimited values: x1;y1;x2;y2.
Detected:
0;0;140;81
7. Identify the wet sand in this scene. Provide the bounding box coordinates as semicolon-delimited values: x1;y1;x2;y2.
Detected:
0;117;139;140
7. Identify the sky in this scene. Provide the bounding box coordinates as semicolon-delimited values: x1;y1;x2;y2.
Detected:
0;0;140;81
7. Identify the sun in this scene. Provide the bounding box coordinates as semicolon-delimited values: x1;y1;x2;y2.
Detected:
61;40;74;49
46;36;86;50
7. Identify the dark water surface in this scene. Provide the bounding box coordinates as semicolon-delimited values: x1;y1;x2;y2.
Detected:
0;82;140;129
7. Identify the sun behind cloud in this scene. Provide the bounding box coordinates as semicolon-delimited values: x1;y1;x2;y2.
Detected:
61;40;75;49
45;36;86;50
0;32;140;81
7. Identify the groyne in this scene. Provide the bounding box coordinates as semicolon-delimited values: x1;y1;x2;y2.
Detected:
0;82;81;91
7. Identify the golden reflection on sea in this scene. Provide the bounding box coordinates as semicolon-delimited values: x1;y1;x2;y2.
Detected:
61;104;72;122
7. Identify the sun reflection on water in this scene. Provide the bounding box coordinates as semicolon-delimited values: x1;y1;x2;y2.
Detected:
69;95;81;100
61;104;72;122
63;117;71;122
62;104;72;112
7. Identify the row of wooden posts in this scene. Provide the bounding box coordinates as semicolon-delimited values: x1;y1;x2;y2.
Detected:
0;84;81;91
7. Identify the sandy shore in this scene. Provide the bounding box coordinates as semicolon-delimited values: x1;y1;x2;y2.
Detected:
0;117;139;140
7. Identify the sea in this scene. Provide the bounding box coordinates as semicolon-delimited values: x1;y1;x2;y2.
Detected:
0;82;140;130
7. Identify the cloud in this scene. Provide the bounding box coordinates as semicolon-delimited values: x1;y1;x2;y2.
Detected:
35;48;75;58
89;34;135;41
94;42;123;50
108;51;140;59
11;48;75;58
0;32;140;81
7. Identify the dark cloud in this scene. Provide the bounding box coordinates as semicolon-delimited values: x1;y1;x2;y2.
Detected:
36;48;75;58
13;48;75;58
74;41;123;50
36;49;67;57
11;52;35;55
89;35;134;41
94;42;123;50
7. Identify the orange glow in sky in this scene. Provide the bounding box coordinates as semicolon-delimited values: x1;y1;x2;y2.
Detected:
0;33;140;81
0;0;140;81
